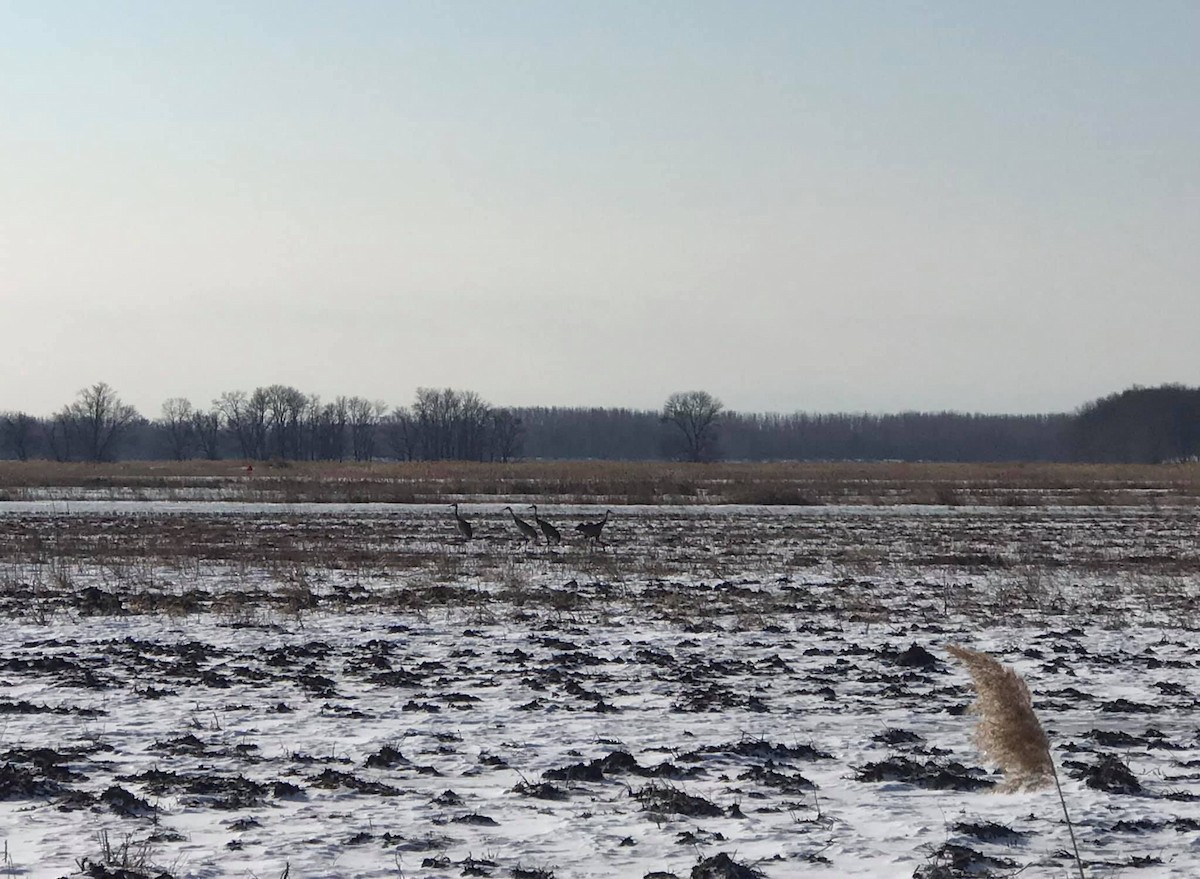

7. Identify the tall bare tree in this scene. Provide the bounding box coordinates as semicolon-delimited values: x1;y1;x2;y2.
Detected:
62;382;140;462
347;396;385;461
662;390;724;462
383;407;417;461
488;409;524;462
217;391;252;459
409;388;499;461
160;397;196;461
305;396;347;461
193;408;223;460
217;390;268;459
1;412;39;461
260;385;307;460
454;390;492;460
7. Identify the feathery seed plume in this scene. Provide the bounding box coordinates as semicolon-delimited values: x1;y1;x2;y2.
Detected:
946;644;1053;791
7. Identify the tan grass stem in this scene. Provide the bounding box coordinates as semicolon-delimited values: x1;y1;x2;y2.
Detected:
947;644;1084;879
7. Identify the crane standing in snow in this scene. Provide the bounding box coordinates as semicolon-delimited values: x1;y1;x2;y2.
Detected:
503;505;539;544
575;510;611;546
451;503;473;542
530;504;561;546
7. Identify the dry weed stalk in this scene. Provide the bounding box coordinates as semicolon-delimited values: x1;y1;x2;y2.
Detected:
947;644;1084;879
946;644;1053;791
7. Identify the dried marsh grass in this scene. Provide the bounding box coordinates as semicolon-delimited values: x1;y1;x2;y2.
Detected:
946;644;1052;791
2;460;1199;506
947;644;1085;879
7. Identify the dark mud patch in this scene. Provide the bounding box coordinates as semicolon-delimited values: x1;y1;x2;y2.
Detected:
855;756;993;791
0;698;104;717
872;728;924;746
0;762;66;799
952;820;1030;843
117;769;269;809
75;586;125;615
364;744;409;769
689;852;766;878
308;768;402;797
694;739;832;762
737;764;815;793
635;783;724;818
452;811;500;826
1;746;87;781
101;784;156;817
890;643;942;669
78;860;174;879
150;734;208;756
1087;728;1182;750
1064;753;1143;795
512;780;568;800
913;842;1017;878
542;750;683;782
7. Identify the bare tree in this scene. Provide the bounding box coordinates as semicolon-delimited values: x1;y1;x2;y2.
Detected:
488;409;524;462
662;390;724;462
217;390;269;459
409;388;499;461
1;412;39;461
412;387;456;460
62;382;141;462
383;407;417;461
45;411;74;461
160;397;196;461
193;408;223;460
347;397;385;461
453;390;492;460
261;385;307;460
306;396;347;461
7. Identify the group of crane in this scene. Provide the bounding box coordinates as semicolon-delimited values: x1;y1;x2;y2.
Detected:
450;503;611;547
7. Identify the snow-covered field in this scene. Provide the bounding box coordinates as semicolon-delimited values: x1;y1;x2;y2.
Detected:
0;502;1198;878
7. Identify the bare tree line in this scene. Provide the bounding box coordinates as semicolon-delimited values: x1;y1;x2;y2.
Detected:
3;382;1196;464
0;383;523;464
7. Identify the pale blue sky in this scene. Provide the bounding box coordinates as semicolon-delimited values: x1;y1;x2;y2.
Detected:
2;1;1197;417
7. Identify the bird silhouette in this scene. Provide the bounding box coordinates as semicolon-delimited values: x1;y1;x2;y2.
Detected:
575;509;611;546
529;504;561;546
451;503;473;541
503;505;539;544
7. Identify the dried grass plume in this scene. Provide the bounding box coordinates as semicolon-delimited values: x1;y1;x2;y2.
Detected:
946;644;1054;791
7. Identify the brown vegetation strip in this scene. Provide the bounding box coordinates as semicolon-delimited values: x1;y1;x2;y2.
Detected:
1;460;1199;505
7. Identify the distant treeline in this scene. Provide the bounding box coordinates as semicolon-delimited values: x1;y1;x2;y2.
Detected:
515;407;1070;462
1067;384;1200;464
2;382;1198;464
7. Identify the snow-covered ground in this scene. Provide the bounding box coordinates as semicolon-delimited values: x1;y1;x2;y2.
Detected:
0;503;1197;878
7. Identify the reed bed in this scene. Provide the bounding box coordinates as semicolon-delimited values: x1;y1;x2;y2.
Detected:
1;460;1198;506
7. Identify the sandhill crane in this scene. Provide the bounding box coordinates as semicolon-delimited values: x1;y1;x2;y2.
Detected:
529;504;561;546
575;509;611;546
503;505;539;544
451;503;473;541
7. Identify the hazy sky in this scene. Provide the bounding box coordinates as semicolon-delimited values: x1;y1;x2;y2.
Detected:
3;2;1197;418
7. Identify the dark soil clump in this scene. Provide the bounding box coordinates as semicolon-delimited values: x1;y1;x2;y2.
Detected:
1065;753;1143;794
855;756;993;791
894;643;941;669
913;842;1016;878
690;852;766;879
953;820;1029;842
101;784;156;817
636;783;723;818
0;762;64;799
